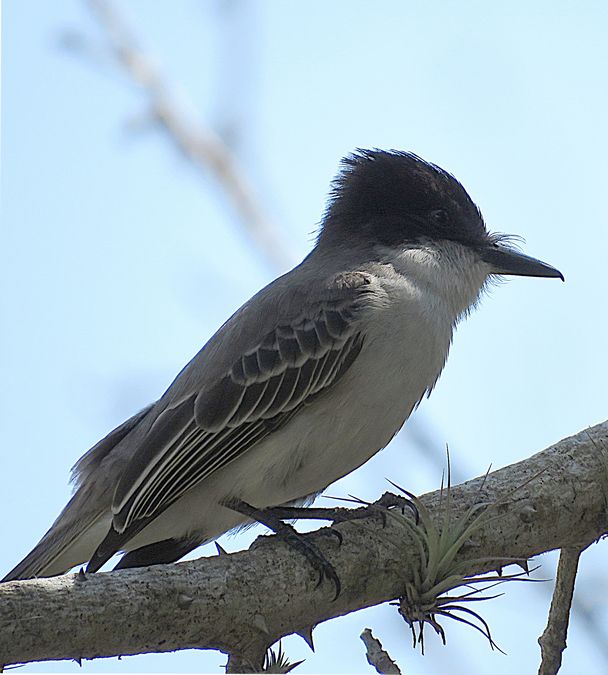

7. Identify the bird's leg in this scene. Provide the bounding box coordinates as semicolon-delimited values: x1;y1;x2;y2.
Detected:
258;505;352;521
223;497;342;599
264;492;419;528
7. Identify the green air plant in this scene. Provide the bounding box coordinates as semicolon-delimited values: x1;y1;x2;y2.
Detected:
374;464;542;655
262;642;304;674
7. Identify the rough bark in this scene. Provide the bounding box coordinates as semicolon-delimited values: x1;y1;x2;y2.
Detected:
1;421;607;668
538;546;584;675
360;628;402;674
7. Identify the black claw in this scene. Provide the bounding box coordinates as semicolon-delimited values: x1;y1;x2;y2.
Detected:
309;553;341;599
281;530;341;599
284;530;341;599
327;568;341;600
406;500;420;525
376;491;419;524
327;527;343;546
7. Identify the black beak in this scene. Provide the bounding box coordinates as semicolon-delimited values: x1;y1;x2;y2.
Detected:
481;242;564;280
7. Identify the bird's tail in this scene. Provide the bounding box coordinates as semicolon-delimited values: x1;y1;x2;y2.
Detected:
2;405;154;582
2;502;111;582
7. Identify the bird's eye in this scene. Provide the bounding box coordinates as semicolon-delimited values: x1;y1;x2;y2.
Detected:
431;209;449;226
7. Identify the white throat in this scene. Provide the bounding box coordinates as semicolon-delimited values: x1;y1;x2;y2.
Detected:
376;240;489;323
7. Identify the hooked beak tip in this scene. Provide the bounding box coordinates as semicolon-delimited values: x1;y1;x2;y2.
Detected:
482;243;564;282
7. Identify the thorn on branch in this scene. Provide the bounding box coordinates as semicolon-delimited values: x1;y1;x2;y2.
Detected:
295;625;315;652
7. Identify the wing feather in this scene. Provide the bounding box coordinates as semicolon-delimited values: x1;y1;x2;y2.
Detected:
256;346;280;373
227;379;269;426
250;370;287;418
111;281;375;540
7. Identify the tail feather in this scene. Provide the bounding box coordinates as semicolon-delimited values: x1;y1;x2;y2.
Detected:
2;405;155;582
86;514;156;573
2;506;110;582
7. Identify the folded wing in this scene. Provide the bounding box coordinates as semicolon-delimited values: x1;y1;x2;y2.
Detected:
88;275;376;570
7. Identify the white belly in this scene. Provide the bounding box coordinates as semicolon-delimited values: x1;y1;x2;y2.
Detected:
247;294;452;500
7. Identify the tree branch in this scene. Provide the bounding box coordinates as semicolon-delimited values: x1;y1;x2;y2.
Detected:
538;546;584;675
360;628;402;674
1;421;607;669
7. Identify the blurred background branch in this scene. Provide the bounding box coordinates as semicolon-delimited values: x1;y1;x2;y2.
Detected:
86;0;296;272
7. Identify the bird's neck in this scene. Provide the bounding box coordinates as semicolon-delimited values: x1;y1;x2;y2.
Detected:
374;240;488;323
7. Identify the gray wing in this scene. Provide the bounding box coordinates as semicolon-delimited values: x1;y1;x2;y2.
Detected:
110;276;376;538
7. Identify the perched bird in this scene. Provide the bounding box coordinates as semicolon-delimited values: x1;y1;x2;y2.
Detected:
3;149;562;583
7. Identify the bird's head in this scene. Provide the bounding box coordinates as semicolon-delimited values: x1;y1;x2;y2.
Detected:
318;149;563;282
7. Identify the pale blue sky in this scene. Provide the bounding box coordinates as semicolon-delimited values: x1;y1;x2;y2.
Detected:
2;1;608;673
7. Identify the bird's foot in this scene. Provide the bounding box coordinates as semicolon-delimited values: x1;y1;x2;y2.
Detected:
223;498;341;599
